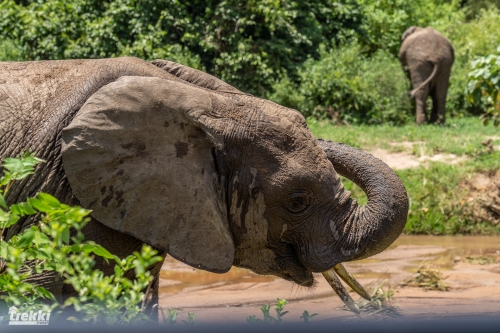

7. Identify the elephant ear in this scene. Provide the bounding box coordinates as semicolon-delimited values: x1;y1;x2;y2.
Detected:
402;26;418;41
61;76;234;273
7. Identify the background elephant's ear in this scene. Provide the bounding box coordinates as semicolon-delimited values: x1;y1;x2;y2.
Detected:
401;26;418;41
61;76;234;273
152;59;246;94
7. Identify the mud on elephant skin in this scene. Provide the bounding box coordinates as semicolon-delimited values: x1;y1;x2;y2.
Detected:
0;57;408;317
399;26;454;124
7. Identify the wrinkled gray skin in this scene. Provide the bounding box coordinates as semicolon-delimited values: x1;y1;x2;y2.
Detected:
399;26;454;124
0;58;408;320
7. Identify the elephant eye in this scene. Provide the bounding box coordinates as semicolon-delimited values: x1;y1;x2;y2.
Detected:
286;192;310;214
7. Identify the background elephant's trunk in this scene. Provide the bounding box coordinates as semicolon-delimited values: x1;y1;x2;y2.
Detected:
319;139;408;262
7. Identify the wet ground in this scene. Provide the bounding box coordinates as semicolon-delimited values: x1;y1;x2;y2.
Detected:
158;235;500;323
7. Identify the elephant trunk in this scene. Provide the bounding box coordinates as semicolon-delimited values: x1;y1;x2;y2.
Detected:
319;139;408;262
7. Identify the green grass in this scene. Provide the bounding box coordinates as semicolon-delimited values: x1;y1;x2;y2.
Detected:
309;117;500;235
308;117;500;155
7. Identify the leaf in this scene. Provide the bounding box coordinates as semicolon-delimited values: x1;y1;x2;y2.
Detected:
88;244;115;259
17;228;35;248
61;227;70;244
2;158;22;173
37;193;61;208
75;243;115;260
10;202;37;216
35;286;56;300
0;209;9;223
66;317;83;323
0;193;7;210
27;197;52;213
33;231;51;246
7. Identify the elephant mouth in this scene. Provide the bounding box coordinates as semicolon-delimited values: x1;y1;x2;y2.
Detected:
274;244;314;287
282;244;372;313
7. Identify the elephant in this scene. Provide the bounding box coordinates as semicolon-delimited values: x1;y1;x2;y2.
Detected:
399;26;455;124
0;57;408;319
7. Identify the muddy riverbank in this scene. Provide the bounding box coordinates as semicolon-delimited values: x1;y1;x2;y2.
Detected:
159;235;500;323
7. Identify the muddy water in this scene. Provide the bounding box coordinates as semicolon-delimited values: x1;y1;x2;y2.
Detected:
159;261;276;295
393;235;500;271
160;235;500;295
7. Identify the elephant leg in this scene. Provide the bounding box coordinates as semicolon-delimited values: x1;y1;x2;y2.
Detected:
430;70;451;124
409;62;433;124
140;259;165;322
414;84;429;125
430;86;439;123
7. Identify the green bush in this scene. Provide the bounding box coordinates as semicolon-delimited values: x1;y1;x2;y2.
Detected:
269;43;412;125
443;8;500;117
0;152;163;325
0;0;363;95
1;0;499;122
467;46;500;126
0;39;24;61
461;0;500;20
357;0;461;56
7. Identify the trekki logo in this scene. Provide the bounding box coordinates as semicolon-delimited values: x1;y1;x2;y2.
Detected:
8;306;51;325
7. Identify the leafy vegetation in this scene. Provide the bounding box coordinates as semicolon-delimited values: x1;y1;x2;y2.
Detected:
269;44;412;124
0;152;163;325
161;308;179;325
467;46;500;126
2;1;500;123
0;0;362;96
246;298;316;324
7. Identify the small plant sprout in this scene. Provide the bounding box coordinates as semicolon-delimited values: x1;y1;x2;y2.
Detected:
274;298;289;323
160;308;179;325
300;310;318;323
247;298;316;324
260;304;272;323
183;312;196;325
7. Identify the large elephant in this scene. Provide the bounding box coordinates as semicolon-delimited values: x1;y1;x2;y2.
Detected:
0;57;408;319
399;26;454;124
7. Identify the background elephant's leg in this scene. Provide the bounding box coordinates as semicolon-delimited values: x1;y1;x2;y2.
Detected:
410;62;433;124
430;86;439;123
414;84;429;124
430;70;451;124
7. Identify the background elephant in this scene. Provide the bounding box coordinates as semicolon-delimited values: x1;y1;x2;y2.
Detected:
0;57;408;319
399;26;455;124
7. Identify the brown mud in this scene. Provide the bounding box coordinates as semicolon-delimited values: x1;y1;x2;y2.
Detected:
159;235;500;323
460;170;500;225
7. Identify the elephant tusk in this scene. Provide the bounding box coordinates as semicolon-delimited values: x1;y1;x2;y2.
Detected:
333;263;371;301
322;269;360;314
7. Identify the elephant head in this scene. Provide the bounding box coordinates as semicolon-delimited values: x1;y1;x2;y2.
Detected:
61;64;408;311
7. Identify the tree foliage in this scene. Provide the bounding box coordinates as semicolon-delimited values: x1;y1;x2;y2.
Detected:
1;0;499;123
467;46;500;126
0;0;362;95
